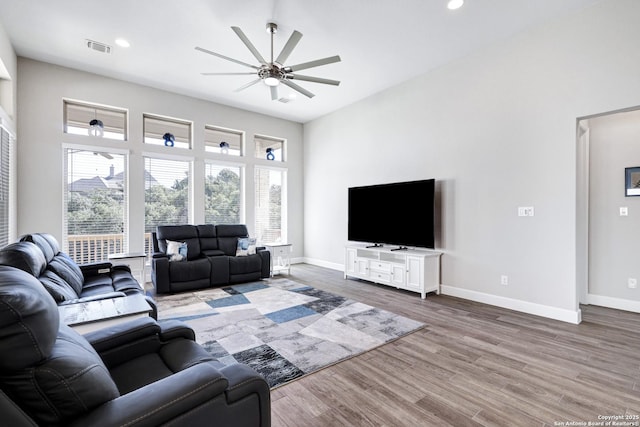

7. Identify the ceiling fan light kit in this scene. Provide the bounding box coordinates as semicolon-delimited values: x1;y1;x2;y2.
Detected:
196;22;341;101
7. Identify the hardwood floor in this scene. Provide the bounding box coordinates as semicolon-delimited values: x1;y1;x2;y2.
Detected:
270;264;640;427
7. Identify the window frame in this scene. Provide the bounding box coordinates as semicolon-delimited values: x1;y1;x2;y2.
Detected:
143;113;193;150
63;99;128;141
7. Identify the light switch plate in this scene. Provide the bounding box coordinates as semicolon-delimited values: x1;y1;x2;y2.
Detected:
620;207;629;216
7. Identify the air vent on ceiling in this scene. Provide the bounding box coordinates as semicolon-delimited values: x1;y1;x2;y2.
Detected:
86;40;111;54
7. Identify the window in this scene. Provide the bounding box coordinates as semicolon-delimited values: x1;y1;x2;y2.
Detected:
255;167;286;244
205;163;242;224
255;135;285;162
144;114;192;149
64;100;127;140
0;126;13;247
144;157;191;241
205;125;243;156
64;148;128;263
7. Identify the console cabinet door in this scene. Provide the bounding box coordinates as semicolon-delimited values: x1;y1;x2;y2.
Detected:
391;264;405;287
405;255;424;291
345;248;357;276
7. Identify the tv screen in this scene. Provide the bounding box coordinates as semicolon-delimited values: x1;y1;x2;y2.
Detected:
348;179;435;249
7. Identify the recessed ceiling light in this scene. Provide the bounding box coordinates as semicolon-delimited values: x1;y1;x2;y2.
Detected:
115;38;130;48
447;0;464;10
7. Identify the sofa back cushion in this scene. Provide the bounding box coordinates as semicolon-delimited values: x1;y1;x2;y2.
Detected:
156;225;201;261
216;224;249;256
47;253;85;296
0;242;47;277
19;233;60;263
0;267;119;426
197;224;218;250
39;270;80;302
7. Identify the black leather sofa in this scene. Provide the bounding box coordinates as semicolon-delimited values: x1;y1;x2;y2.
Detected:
152;224;271;294
0;232;157;318
0;265;271;427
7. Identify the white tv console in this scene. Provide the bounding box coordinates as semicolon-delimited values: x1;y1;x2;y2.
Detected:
344;243;442;299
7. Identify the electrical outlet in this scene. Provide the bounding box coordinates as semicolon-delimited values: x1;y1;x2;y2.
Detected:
518;207;534;217
629;278;637;289
501;275;509;286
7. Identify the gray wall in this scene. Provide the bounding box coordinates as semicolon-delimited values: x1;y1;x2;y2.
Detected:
16;58;304;257
588;110;640;307
303;0;640;322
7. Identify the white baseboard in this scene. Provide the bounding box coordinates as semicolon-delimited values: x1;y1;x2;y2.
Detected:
585;293;640;313
302;257;344;272
441;285;582;324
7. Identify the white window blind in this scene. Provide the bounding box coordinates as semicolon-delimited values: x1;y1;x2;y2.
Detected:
0;126;13;248
144;157;191;238
143;114;192;149
205;163;242;225
64;100;127;141
63;148;128;263
254;167;286;244
205;125;243;156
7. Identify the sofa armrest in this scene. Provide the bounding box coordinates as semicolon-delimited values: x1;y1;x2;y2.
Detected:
68;363;230;427
152;256;171;293
257;249;271;279
79;261;113;277
158;319;197;341
84;317;161;352
58;291;126;305
85;318;198;368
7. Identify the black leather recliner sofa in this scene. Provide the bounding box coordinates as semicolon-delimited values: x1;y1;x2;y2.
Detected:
0;265;271;427
152;224;271;294
0;232;158;318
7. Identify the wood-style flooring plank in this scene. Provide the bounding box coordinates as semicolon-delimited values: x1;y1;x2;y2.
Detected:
270;264;640;426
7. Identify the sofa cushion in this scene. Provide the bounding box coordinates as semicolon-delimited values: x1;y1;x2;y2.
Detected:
20;233;59;263
0;241;47;277
48;254;84;296
39;269;80;302
166;240;188;262
236;237;257;256
0;266;59;370
229;254;262;275
169;257;211;282
197;224;218;251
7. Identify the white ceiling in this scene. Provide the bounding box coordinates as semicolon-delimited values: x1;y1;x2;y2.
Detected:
0;0;601;123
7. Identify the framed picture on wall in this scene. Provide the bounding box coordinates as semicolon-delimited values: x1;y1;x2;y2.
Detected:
625;167;640;196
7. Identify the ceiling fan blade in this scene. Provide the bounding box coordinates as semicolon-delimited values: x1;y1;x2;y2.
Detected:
284;55;341;72
281;80;315;98
195;46;259;70
234;78;262;92
270;85;279;101
288;74;340;86
231;26;267;65
275;30;302;65
201;72;256;76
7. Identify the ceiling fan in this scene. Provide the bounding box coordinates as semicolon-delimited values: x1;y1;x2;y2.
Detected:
196;22;341;101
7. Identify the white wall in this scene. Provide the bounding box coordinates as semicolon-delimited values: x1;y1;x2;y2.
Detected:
303;0;640;323
587;109;640;310
16;59;304;257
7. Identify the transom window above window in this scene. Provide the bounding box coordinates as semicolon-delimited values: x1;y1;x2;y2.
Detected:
205;125;243;156
255;135;285;162
64;100;127;141
144;114;192;149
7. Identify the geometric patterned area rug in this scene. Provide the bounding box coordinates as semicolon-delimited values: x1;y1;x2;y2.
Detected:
155;278;425;388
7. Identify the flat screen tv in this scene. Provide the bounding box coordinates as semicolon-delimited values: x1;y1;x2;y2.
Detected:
348;179;435;249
